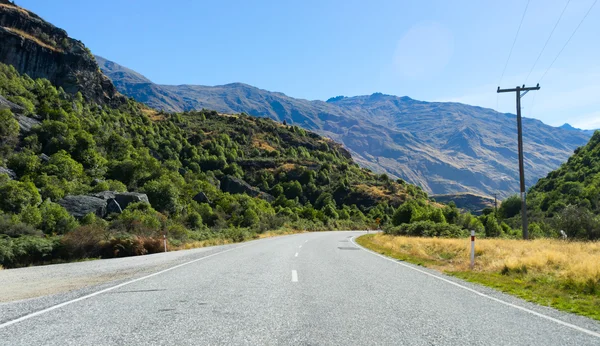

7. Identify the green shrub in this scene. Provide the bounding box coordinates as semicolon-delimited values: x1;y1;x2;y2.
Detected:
385;221;466;238
39;200;78;234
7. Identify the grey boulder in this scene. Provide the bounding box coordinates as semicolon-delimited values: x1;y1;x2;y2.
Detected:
57;195;107;219
0;167;17;180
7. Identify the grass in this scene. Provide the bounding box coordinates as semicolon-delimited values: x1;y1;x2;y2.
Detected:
2;27;63;52
356;233;600;320
172;228;305;251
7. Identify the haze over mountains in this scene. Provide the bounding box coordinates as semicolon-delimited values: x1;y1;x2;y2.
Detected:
96;56;592;198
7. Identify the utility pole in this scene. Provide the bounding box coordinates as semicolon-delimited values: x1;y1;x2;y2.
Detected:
493;193;498;217
497;84;540;240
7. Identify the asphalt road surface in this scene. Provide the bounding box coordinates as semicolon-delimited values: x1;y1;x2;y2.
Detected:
1;231;599;345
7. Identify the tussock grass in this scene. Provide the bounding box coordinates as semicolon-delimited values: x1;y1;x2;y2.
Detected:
3;27;63;52
357;233;600;320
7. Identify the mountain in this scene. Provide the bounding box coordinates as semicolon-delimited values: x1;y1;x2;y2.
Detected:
0;1;123;105
559;123;597;136
432;193;495;215
0;2;447;267
96;56;593;198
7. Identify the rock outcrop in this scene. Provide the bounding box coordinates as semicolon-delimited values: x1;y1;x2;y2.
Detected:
0;1;125;106
0;166;16;179
93;191;150;212
220;175;274;202
58;191;150;219
57;195;107;219
192;191;210;204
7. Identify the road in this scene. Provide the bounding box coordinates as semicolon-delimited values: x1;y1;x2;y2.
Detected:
1;231;599;345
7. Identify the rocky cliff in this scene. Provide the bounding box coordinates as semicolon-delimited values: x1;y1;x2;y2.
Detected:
0;1;123;105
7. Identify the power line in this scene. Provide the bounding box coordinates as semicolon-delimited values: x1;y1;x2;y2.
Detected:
539;0;598;82
498;0;531;86
525;0;572;84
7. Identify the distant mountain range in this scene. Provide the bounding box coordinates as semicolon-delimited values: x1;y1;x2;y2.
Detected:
96;56;594;199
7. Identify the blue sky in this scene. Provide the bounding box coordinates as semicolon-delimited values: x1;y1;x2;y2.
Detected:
17;0;600;129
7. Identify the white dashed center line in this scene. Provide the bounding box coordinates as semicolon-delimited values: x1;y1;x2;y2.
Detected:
292;270;298;282
295;252;298;257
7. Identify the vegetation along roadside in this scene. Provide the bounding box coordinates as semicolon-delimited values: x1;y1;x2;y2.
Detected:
356;233;600;321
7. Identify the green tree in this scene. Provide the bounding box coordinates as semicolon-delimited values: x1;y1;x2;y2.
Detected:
142;178;180;215
484;214;503;237
392;201;418;226
0;108;19;157
39;200;77;234
43;150;85;181
499;195;522;219
0;179;41;213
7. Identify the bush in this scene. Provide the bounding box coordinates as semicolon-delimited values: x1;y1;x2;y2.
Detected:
0;179;42;213
39;200;78;234
385;221;466;238
0;214;41;237
61;224;108;259
0;235;62;268
111;202;165;237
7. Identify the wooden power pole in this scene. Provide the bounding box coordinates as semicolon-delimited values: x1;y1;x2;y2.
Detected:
497;84;540;240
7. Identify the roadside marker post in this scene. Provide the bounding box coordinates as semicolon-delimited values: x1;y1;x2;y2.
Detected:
470;230;475;269
163;234;167;252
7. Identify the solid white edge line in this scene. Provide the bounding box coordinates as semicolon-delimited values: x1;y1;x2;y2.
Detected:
295;253;298;257
0;241;256;330
350;235;600;339
292;270;298;282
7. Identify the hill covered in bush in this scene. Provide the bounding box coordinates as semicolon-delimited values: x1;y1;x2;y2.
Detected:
521;131;600;239
0;62;434;267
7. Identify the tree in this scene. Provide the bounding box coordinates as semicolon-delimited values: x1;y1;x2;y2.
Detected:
43;150;85;181
499;195;522;219
142;178;180;215
284;181;303;200
392;201;418;226
39;200;77;234
0;179;41;214
7;151;40;177
484;214;503;237
428;208;446;224
0;108;19;157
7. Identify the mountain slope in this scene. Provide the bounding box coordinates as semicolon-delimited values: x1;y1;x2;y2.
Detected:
526;130;600;239
97;57;592;198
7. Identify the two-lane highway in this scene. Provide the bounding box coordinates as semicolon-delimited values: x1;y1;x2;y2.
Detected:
1;231;599;345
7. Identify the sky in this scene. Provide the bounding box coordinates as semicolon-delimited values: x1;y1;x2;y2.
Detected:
16;0;600;129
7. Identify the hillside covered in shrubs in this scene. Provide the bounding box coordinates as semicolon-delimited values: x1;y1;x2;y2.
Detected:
521;131;600;240
0;62;435;267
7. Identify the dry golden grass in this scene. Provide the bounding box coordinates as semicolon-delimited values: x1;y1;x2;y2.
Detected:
365;234;600;285
252;138;276;152
0;3;30;16
3;27;63;52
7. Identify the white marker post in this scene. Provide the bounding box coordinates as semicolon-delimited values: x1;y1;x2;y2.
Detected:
163;234;167;252
470;230;475;269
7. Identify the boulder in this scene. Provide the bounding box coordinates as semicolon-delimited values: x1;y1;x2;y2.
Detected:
106;198;123;215
93;191;150;211
0;94;23;113
220;175;274;202
39;153;50;163
57;195;107;219
0;167;17;179
15;115;41;133
192;191;210;204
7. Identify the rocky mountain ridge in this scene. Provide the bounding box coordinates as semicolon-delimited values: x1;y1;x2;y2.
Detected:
96;56;593;198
